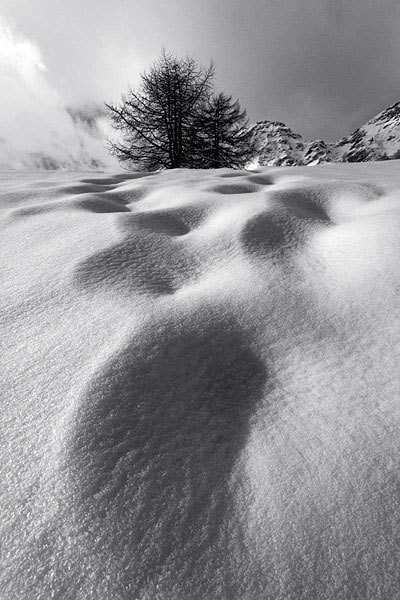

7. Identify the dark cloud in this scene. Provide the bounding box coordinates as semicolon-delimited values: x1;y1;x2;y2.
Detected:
261;0;400;139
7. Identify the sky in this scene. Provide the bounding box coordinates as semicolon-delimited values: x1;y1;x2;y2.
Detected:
1;0;400;167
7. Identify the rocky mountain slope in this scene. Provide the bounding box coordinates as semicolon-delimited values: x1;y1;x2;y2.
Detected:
250;101;400;167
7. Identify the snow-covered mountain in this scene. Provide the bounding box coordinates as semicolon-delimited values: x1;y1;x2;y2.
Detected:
250;101;400;167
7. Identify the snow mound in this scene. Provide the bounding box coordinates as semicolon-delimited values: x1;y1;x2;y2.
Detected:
2;163;400;599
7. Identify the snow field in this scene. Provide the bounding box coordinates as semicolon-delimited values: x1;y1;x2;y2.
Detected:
2;163;400;598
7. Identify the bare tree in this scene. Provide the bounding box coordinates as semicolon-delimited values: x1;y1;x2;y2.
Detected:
106;50;214;170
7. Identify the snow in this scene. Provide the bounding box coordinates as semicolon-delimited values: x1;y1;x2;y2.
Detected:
2;162;400;598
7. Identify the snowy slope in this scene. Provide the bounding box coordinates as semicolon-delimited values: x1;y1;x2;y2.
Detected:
2;163;400;599
338;102;400;162
251;101;400;166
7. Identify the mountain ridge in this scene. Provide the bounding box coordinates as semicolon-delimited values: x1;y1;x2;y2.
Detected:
249;101;400;167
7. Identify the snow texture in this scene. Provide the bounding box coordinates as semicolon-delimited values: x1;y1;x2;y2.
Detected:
2;162;400;599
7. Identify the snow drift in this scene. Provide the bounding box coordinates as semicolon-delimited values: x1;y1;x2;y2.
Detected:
2;163;400;599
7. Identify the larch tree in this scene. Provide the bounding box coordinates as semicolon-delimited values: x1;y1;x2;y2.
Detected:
105;51;214;170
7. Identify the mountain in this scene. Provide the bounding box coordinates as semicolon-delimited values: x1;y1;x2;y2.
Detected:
249;102;400;167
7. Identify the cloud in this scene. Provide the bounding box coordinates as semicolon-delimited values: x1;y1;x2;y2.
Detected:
266;0;400;139
0;17;117;169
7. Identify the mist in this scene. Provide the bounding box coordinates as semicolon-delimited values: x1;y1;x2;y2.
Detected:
0;18;116;170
